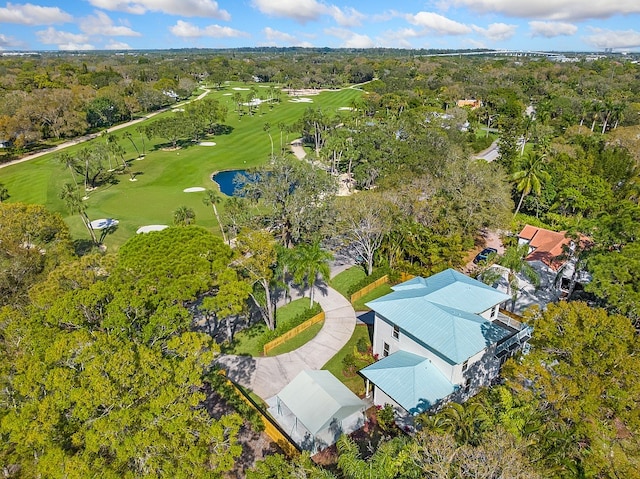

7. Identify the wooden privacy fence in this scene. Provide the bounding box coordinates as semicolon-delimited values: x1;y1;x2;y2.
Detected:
400;272;415;282
221;373;301;457
263;311;325;356
350;275;389;303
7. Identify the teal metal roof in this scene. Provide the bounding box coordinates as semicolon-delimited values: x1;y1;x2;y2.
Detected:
360;351;456;415
366;269;512;364
390;269;510;314
277;370;365;435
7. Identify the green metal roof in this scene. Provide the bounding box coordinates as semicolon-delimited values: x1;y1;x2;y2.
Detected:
360;351;456;415
276;370;365;435
366;269;512;364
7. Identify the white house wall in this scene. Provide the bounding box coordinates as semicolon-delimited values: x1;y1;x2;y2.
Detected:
372;313;456;383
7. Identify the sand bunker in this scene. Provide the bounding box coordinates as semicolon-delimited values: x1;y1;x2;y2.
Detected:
199;141;216;146
136;225;169;234
232;87;250;91
183;187;206;193
172;108;185;112
289;97;314;103
90;218;119;230
222;93;232;96
338;107;354;111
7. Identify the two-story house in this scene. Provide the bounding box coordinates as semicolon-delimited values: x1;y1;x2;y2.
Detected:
360;269;531;417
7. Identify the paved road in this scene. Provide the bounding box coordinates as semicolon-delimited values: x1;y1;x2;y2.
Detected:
215;281;356;400
473;139;500;162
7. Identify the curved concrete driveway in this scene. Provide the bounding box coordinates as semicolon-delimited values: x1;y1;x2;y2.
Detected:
215;283;356;400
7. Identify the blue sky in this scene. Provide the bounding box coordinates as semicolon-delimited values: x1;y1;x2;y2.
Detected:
1;1;640;52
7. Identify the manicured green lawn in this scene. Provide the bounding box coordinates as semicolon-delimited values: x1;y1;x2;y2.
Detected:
223;298;320;357
322;324;373;396
330;265;366;298
265;321;324;357
352;283;393;311
0;82;364;250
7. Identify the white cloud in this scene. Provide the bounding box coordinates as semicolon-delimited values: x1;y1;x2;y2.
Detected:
327;6;365;27
36;27;95;50
0;2;72;25
263;27;297;44
0;33;23;49
87;0;230;20
371;10;403;22
252;0;325;23
169;20;249;38
80;11;141;37
529;21;578;38
105;40;132;49
377;28;421;48
472;22;517;41
253;0;365;26
407;12;472;35
583;28;640;49
324;27;374;48
442;0;640;21
261;28;314;47
343;33;375;48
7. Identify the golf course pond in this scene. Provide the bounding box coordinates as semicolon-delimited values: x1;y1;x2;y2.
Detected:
212;169;250;196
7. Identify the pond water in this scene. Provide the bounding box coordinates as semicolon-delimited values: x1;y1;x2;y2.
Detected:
212;169;249;196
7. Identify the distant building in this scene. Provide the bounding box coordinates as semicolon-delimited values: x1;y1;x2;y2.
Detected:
456;99;482;109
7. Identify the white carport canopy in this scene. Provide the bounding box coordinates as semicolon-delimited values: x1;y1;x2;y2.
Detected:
276;370;365;435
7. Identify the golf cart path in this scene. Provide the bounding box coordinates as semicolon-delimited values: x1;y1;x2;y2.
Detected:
0;88;211;170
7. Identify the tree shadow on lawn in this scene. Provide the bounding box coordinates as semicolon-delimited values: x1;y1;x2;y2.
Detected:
212;124;234;136
73;239;100;257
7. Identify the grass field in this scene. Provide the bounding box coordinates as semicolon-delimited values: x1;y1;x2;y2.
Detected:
329;265;367;298
352;283;393;311
322;324;373;396
0;82;364;250
223;298;320;357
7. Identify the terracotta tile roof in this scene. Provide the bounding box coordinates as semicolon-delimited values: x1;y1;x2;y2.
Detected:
518;225;571;271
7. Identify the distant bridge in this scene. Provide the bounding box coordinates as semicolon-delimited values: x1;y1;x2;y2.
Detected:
418;50;565;58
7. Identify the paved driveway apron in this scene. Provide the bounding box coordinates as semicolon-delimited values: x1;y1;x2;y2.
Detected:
215;283;356;399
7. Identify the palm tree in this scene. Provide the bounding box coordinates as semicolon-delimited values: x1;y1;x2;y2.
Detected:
0;182;8;202
263;122;274;160
173;206;195;226
59;183;98;245
57;152;79;187
135;126;147;156
422;402;490;446
291;240;333;308
202;189;227;243
499;244;540;312
123;131;141;159
511;151;550;217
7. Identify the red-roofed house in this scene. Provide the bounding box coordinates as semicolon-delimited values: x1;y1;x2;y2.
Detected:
518;225;571;271
517;225;592;296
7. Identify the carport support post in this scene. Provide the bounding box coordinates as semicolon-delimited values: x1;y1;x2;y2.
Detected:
365;379;371;398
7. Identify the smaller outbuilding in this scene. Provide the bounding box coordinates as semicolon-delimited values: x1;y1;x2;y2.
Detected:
267;370;366;453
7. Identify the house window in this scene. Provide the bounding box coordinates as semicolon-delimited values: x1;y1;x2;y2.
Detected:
392;324;400;340
461;360;469;373
383;342;390;357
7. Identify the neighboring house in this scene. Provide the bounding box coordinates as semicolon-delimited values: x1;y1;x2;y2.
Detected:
267;370;366;453
456;99;482;109
517;225;592;295
360;269;530;418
